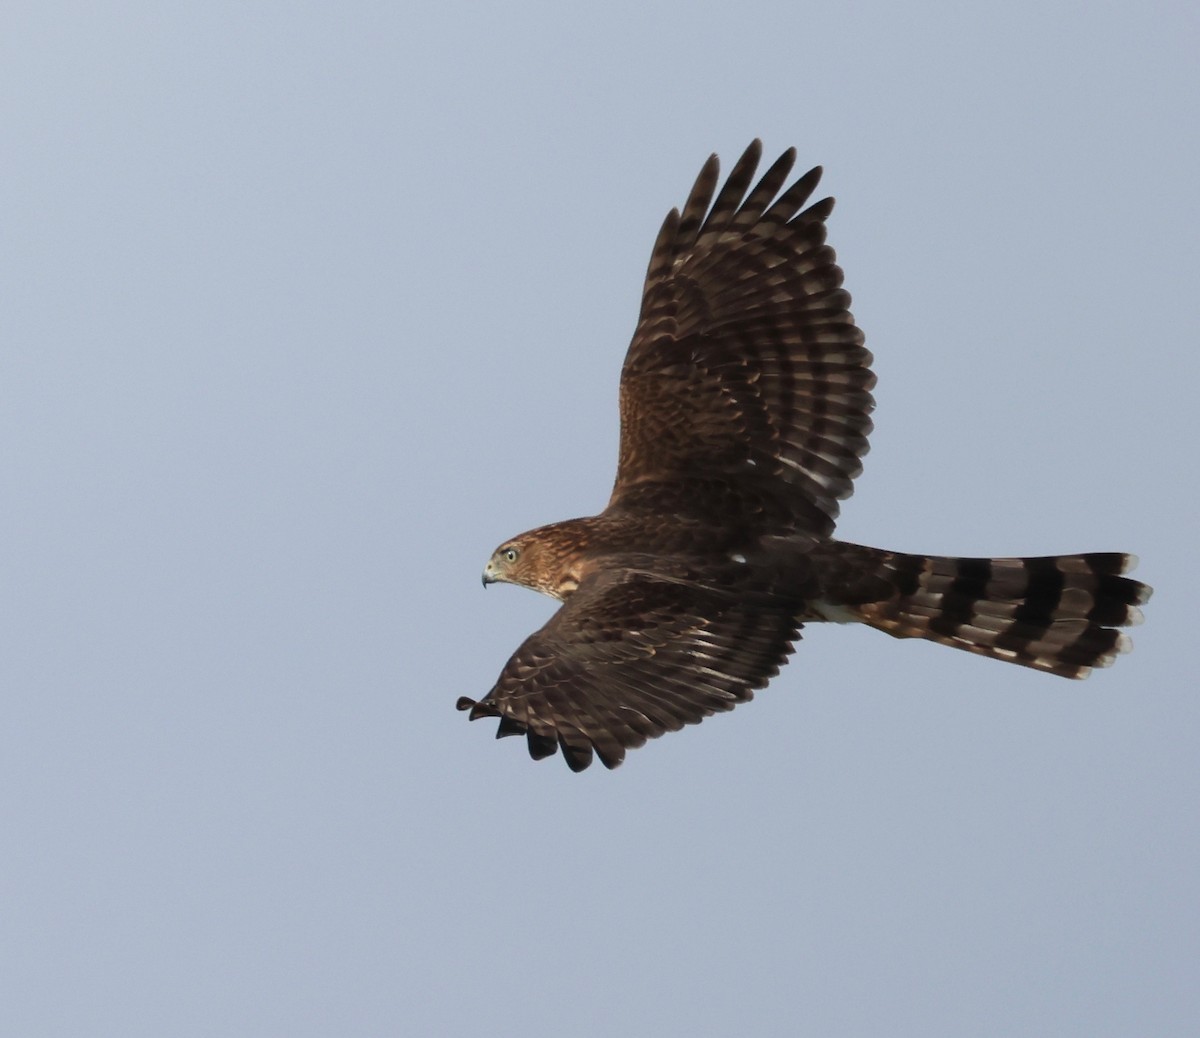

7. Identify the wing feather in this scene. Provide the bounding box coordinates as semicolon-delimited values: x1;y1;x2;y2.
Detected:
611;141;875;536
458;572;801;770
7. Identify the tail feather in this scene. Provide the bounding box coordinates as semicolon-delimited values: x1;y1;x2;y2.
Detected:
847;549;1150;679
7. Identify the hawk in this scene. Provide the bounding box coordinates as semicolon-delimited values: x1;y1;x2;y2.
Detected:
458;141;1151;771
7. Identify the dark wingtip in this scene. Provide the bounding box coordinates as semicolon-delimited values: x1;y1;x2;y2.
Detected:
496;715;525;739
526;730;559;761
560;739;595;772
805;196;835;221
458;696;502;721
595;744;626;770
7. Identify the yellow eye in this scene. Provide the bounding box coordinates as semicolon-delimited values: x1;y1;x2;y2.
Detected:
503;548;519;563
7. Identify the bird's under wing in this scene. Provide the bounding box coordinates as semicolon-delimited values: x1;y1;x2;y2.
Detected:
458;570;801;770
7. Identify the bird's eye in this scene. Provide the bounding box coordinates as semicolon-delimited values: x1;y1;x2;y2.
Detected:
503;548;519;563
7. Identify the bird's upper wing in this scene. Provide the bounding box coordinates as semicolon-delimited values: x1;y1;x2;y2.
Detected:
610;140;875;536
457;570;801;771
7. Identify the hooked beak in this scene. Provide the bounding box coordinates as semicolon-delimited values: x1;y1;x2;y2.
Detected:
482;560;496;587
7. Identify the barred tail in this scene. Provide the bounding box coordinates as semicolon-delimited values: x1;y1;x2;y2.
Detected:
847;549;1151;679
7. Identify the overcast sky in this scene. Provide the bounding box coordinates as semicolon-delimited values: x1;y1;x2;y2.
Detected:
2;2;1197;1035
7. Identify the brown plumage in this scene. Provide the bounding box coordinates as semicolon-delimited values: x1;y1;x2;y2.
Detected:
458;141;1151;772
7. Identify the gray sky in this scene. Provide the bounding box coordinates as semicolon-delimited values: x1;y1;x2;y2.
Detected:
2;2;1197;1035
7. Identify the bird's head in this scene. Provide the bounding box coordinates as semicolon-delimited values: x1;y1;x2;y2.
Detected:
482;523;587;600
482;537;530;589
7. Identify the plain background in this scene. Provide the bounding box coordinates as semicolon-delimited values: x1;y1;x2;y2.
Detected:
2;2;1196;1035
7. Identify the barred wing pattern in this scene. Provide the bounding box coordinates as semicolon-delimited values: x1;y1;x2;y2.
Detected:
460;572;800;772
611;140;875;535
461;142;1152;771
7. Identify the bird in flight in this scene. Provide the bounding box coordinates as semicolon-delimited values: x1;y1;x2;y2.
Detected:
457;141;1151;771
